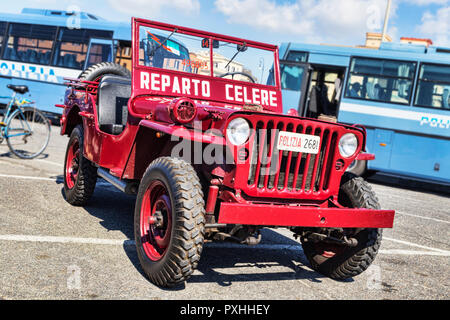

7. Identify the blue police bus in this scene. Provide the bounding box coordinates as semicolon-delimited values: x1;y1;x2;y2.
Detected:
0;8;132;120
279;41;450;184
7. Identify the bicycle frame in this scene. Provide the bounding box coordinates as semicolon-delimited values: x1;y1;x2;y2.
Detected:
1;91;34;138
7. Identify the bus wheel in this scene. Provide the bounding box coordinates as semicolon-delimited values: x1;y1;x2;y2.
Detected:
347;159;367;176
134;157;205;287
63;125;97;206
301;173;382;280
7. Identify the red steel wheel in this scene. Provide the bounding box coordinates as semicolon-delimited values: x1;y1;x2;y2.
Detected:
65;138;80;189
134;157;205;287
63;125;97;206
139;181;173;261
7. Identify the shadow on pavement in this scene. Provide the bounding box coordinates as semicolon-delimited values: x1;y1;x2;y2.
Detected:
189;228;327;286
66;180;327;288
0;150;50;160
60;180;136;239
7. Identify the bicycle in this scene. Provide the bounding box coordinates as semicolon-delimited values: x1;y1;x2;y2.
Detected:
0;84;51;159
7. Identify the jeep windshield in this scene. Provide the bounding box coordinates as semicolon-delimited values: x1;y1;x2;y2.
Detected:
138;25;276;87
140;30;191;71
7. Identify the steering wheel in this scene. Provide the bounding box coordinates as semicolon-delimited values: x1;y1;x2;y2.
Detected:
218;72;256;83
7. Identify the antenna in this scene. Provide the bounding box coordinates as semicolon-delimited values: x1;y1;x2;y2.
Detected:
381;0;392;42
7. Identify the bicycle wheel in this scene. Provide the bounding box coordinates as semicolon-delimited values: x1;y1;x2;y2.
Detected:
6;107;51;159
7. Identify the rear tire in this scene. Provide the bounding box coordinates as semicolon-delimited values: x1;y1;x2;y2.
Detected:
79;62;130;81
134;157;205;287
301;173;382;280
63;125;97;206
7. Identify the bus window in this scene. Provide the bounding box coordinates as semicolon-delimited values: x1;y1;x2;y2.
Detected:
345;57;416;105
415;63;450;110
286;51;308;62
86;42;113;68
53;28;113;69
3;23;56;65
280;64;304;91
0;22;7;52
115;41;132;71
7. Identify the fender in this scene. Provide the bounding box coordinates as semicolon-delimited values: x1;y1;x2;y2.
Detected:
60;104;81;136
139;119;226;145
120;121;226;180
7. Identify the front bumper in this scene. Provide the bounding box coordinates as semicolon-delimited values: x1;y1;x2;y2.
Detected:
218;203;395;228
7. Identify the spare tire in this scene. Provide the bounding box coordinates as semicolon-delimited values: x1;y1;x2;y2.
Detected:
79;62;131;81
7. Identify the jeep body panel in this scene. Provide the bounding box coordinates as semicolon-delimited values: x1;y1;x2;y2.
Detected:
59;17;395;229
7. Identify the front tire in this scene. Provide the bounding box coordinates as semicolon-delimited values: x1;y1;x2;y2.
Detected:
301;173;382;280
134;157;205;287
63;125;97;206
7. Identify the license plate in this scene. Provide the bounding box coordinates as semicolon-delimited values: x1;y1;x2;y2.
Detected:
277;131;320;154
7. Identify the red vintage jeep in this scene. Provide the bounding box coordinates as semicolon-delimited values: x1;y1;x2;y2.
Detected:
59;18;395;287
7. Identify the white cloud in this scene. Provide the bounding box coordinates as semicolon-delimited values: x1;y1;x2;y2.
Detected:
214;0;394;44
107;0;200;18
417;6;450;46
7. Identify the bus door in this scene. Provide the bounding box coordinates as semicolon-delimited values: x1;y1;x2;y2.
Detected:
302;66;346;120
84;38;114;70
279;60;311;114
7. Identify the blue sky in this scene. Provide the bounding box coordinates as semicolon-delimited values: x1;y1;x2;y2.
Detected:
4;0;450;47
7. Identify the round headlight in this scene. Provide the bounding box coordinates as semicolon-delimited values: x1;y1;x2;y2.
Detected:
226;118;250;146
338;133;358;158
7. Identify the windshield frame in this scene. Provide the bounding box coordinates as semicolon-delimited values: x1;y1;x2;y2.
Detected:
132;18;281;111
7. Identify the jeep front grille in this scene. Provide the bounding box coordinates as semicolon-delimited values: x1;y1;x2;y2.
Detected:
237;116;342;200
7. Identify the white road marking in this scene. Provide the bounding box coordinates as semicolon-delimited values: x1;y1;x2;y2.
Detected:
205;242;303;251
378;249;450;256
0;234;448;257
35;159;63;167
383;236;450;254
0;174;57;181
0;157;63;168
0;174;122;189
206;242;450;256
381;192;450;209
0;234;135;246
395;211;450;224
381;192;430;203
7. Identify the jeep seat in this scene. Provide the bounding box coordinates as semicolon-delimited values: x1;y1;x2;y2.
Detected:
97;75;131;135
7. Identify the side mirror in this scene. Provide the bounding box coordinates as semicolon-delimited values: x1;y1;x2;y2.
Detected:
237;43;247;52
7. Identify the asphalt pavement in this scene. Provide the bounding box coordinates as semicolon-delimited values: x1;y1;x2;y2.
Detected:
0;125;448;300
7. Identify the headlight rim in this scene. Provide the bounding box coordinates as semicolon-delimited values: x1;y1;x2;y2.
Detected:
338;133;359;158
226;117;251;146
